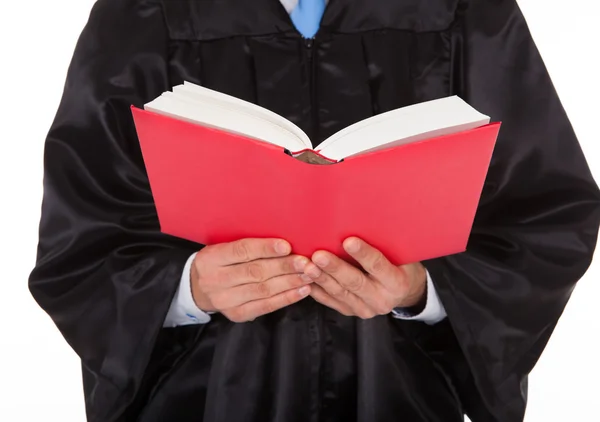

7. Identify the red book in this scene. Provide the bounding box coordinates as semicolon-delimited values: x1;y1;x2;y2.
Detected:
131;82;500;265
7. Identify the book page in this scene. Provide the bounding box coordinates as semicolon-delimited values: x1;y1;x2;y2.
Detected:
178;83;312;149
144;82;312;152
318;96;490;161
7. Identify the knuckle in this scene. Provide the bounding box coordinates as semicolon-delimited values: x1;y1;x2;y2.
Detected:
330;285;346;298
264;241;278;257
246;262;264;281
375;302;393;315
254;281;271;298
339;308;354;317
345;275;365;292
370;252;386;273
233;240;251;261
225;309;245;323
358;310;376;320
283;256;298;273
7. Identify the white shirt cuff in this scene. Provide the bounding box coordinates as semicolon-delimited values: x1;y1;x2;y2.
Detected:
391;270;447;325
163;252;212;327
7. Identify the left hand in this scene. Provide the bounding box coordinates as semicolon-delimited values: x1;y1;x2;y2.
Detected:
304;237;427;319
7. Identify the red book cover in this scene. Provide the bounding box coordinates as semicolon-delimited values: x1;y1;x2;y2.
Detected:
131;106;500;265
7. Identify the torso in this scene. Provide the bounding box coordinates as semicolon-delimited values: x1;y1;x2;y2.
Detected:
133;1;465;420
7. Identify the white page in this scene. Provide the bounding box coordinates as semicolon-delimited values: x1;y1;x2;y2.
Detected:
145;85;310;152
178;82;312;148
318;96;490;161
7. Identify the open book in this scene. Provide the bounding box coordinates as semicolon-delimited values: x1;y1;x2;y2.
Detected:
131;82;500;265
144;81;490;164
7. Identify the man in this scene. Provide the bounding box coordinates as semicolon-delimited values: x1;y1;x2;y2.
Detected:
29;0;600;421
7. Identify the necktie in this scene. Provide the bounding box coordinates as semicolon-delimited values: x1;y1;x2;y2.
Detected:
290;0;326;39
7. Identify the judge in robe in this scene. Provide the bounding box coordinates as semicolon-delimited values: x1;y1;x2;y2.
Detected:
29;0;600;421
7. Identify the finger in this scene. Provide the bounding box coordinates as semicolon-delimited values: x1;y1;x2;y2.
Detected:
225;285;312;323
308;254;395;315
343;237;399;289
309;285;356;317
211;273;313;309
304;261;372;315
210;238;292;266
222;255;309;286
310;251;377;299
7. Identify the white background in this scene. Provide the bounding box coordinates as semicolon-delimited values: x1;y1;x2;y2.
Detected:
0;1;598;421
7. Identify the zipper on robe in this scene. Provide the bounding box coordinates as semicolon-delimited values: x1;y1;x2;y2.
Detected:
303;36;325;421
304;37;319;145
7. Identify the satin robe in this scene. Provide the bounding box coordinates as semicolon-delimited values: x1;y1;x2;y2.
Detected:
29;0;600;421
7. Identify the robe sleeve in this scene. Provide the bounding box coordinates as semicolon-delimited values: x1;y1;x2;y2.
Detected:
416;1;600;420
28;0;201;419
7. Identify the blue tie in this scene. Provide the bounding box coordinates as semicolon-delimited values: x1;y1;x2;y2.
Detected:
290;0;326;39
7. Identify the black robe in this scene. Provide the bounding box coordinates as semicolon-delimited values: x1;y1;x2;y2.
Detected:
29;0;600;421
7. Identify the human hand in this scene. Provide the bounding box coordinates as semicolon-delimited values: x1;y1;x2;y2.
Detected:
305;237;427;319
191;238;312;322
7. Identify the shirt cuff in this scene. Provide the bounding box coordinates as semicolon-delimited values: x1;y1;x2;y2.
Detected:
163;252;212;327
391;270;447;325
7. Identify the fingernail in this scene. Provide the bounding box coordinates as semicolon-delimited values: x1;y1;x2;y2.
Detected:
306;265;322;278
344;238;360;253
300;274;313;283
294;257;308;272
313;254;329;267
298;286;311;297
275;241;290;255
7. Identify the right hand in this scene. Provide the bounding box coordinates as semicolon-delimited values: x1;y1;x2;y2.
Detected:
190;238;313;322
